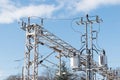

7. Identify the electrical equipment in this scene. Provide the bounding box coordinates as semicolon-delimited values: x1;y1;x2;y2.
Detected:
70;54;80;70
99;50;107;68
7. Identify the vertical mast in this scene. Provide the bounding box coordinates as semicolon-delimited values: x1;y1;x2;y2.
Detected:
77;14;102;80
23;17;39;80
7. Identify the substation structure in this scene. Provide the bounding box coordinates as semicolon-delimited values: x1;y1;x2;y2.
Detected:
21;15;120;80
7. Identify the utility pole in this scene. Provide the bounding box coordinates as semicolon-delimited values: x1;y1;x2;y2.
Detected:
77;14;102;80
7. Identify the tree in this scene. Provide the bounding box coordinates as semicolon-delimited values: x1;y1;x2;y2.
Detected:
42;67;56;80
55;61;71;80
38;76;47;80
5;74;21;80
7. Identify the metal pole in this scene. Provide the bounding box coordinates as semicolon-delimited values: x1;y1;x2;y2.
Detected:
33;25;39;80
85;22;88;52
26;25;30;80
22;66;24;80
90;22;94;80
90;22;93;58
85;22;90;80
86;16;93;80
59;53;62;79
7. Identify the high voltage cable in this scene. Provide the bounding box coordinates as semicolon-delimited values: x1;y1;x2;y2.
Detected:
21;16;80;21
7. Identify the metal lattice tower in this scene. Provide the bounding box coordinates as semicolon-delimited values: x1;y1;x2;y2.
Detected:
20;16;120;80
22;18;39;80
21;17;80;80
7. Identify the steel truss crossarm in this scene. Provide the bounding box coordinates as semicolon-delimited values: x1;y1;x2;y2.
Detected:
36;24;80;57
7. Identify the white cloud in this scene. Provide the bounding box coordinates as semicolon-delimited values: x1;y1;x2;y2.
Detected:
0;0;57;23
56;0;120;14
0;0;120;24
72;0;120;13
14;4;56;20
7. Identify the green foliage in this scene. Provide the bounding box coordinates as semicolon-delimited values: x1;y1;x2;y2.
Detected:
55;61;71;80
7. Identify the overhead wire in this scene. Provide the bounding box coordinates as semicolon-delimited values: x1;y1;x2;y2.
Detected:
95;22;103;51
70;17;83;35
14;58;24;72
70;17;85;50
27;16;76;21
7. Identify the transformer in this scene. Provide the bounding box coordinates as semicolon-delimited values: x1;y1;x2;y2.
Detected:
70;54;80;70
99;50;107;68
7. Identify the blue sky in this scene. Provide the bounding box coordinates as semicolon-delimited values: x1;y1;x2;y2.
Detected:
0;0;120;79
